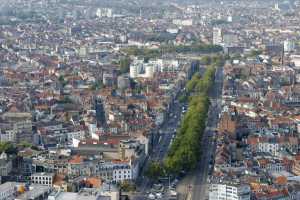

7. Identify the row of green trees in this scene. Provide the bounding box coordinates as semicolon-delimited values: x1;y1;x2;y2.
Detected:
182;64;216;101
119;56;131;74
0;142;17;155
163;65;216;174
0;141;40;155
201;55;225;66
160;44;223;54
123;44;223;60
146;161;165;180
123;47;161;59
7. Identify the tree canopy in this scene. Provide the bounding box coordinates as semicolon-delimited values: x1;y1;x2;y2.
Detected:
122;44;223;59
119;56;131;74
0;142;18;155
164;64;216;174
146;161;165;181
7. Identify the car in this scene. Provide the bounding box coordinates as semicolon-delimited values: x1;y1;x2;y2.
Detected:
156;192;162;199
169;189;177;197
148;193;156;200
153;184;164;193
171;183;177;188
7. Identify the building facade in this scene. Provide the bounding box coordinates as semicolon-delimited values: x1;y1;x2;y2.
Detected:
209;183;251;200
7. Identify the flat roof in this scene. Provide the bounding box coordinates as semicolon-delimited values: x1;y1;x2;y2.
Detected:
0;182;17;191
15;185;50;200
49;192;98;200
31;172;54;176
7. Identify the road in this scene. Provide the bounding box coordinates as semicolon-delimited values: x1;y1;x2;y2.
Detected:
132;99;186;200
132;66;221;200
190;66;224;200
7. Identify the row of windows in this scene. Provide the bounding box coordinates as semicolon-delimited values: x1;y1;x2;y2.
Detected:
226;190;237;194
114;170;131;174
114;175;131;179
31;176;52;180
33;180;51;185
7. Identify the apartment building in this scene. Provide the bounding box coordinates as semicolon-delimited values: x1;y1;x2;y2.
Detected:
209;183;251;200
31;172;54;186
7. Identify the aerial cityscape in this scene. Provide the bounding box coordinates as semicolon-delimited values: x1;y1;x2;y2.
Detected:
0;0;300;200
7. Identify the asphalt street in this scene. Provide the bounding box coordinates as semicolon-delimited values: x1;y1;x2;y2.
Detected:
132;99;185;200
190;66;224;200
132;66;223;200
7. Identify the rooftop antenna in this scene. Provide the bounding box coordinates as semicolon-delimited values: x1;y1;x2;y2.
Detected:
281;44;284;66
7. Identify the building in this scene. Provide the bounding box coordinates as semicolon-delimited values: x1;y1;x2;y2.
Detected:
223;33;238;47
172;19;193;26
103;72;116;87
218;111;237;138
130;60;143;78
258;141;280;156
117;75;130;90
130;58;179;78
15;184;51;200
209;183;251;200
0;152;12;176
31;172;54;186
0;182;16;200
0;130;16;143
145;65;154;78
213;27;223;45
78;46;88;58
96;8;113;18
95;97;106;127
48;184;119;200
290;55;300;69
67;160;135;183
66;130;85;142
284;39;295;52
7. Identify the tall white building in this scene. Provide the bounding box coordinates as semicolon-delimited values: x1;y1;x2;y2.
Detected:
213;27;223;45
284;39;295;52
209;183;251;200
227;16;233;22
130;65;139;78
130;58;180;78
96;8;113;18
145;65;154;78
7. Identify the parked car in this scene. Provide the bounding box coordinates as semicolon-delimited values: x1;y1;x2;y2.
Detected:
148;193;155;200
